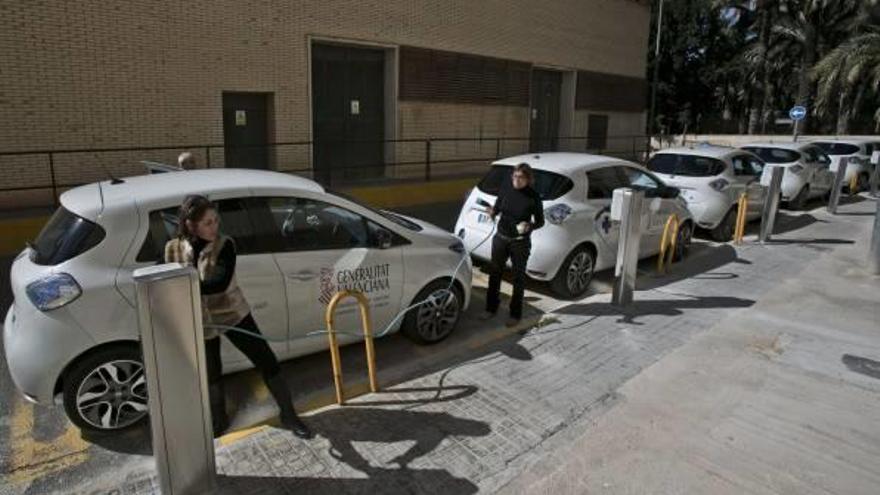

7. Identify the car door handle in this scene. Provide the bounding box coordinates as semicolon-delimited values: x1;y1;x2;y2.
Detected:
286;270;317;281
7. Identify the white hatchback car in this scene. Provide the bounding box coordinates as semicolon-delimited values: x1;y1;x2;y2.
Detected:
647;146;767;241
454;153;693;299
4;169;472;433
740;142;835;210
811;139;875;191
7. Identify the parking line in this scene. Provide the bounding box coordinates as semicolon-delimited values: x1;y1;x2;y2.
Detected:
6;397;90;485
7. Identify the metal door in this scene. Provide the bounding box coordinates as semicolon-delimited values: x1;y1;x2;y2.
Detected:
222;93;270;169
529;69;562;153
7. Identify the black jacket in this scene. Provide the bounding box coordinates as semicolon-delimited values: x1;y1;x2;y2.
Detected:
492;184;545;238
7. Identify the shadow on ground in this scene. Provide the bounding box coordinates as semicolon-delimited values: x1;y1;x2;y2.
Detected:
555;294;755;324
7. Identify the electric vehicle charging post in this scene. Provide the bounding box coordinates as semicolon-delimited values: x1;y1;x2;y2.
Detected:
611;188;644;306
870;199;880;275
133;263;216;495
870;151;879;197
828;158;850;214
759;166;784;243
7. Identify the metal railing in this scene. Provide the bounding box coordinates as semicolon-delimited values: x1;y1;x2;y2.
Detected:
0;134;654;207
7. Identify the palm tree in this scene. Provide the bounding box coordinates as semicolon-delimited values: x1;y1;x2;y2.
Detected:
813;28;880;133
772;0;863;129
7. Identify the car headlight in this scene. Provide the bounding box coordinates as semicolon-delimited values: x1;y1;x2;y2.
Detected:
544;204;573;225
708;178;729;192
26;273;82;311
789;164;804;174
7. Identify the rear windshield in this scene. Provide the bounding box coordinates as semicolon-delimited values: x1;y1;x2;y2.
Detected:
31;207;106;265
741;147;801;164
647;154;726;177
813;142;860;155
477;165;574;200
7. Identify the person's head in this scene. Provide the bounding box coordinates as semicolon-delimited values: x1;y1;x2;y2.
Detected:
177;195;219;242
178;152;195;169
511;163;533;190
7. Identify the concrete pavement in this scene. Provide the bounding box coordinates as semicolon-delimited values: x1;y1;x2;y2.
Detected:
1;195;878;494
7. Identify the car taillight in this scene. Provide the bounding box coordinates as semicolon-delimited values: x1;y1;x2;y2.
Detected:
708;178;729;192
545;204;573;225
789;164;804;174
26;273;82;311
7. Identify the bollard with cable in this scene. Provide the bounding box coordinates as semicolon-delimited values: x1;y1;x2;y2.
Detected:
656;213;680;274
733;192;748;245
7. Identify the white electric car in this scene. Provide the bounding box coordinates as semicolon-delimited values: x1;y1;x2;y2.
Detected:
811;138;875;191
647;146;768;241
740;142;835;210
4;169;472;433
454;153;694;299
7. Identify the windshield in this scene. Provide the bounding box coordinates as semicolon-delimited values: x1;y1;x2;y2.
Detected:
477;165;574;200
330;190;423;231
31;207;106;265
647;154;726;177
813;142;860;156
741;147;801;164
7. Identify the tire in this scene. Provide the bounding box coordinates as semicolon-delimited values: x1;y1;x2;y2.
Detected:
401;280;463;345
672;221;693;262
62;344;148;434
550;245;596;299
709;208;737;242
857;173;870;193
790;185;809;210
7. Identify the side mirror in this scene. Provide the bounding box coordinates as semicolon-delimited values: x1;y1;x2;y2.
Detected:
660;185;680;199
374;228;393;249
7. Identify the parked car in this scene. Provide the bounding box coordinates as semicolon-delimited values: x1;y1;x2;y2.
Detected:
647;146;767;241
811;138;875;191
454;153;694;299
739;142;835;210
4;169;472;433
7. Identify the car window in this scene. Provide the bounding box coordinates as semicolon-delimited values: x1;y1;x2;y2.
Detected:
136;198;261;262
745;156;765;175
586;166;629;199
478;165;574;200
646;154;725;177
813;142;860;155
741;147;801;164
731;155;751;176
31;207;106;266
621;167;662;192
265;197;403;252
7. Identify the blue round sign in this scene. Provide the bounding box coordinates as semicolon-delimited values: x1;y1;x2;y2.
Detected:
789;106;807;121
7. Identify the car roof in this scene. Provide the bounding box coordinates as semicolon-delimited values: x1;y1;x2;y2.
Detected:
810;138;872;146
741;141;814;151
653;145;740;160
493;152;636;174
62;169;324;216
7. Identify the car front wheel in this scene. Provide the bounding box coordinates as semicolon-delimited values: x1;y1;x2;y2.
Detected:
401;280;463;345
550;245;596;299
62;345;149;434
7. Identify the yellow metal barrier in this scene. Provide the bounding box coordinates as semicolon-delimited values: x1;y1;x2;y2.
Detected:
657;213;680;274
324;290;379;405
849;173;859;195
733;192;748;244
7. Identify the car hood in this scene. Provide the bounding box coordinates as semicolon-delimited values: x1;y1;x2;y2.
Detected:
393;214;456;242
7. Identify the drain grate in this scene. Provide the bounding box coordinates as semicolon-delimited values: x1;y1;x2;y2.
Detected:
842;354;880;380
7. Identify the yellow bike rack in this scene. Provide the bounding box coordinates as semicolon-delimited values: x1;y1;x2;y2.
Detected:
324;290;379;405
849;173;859;195
657;213;680;274
733;192;748;245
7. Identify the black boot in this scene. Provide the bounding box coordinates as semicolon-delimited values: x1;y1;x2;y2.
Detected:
209;382;229;437
265;374;313;439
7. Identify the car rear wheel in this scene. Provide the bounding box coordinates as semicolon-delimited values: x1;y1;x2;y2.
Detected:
710;208;736;242
673;221;693;262
550;245;595;299
62;345;148;434
401;280;463;345
790;185;809;210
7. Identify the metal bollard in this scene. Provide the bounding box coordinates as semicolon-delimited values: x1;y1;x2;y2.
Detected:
133;264;216;495
324;290;380;405
759;166;783;243
870;151;879;197
733;192;748;245
611;188;645;306
871;200;880;275
828;158;850;214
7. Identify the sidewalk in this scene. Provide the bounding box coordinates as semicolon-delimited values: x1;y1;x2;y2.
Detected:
4;196;877;494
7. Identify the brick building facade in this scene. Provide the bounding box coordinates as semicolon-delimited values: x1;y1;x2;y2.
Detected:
0;0;650;207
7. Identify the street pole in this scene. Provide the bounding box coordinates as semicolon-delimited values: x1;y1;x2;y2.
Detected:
647;0;665;152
